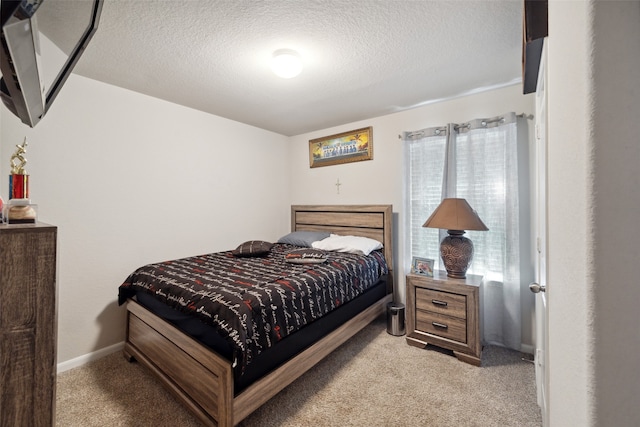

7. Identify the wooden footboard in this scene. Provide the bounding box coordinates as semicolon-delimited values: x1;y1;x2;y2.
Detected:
124;300;233;426
124;293;392;426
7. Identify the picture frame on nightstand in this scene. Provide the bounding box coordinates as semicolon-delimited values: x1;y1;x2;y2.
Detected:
411;256;434;277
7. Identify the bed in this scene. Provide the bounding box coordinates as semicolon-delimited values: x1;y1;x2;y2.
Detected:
119;204;394;426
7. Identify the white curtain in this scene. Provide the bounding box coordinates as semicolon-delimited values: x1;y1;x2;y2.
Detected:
403;112;524;350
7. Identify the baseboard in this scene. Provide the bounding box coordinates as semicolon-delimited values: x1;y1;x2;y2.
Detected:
520;343;535;355
483;340;535;356
57;341;125;374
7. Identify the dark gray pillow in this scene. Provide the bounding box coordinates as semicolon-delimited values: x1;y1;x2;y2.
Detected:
277;231;331;247
232;240;273;257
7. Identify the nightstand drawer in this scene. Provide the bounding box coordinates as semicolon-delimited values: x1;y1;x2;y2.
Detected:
416;288;467;319
416;310;467;343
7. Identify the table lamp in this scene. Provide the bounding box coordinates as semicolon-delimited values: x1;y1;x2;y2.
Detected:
423;198;488;278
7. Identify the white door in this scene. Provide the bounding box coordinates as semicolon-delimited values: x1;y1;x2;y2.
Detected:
531;39;549;426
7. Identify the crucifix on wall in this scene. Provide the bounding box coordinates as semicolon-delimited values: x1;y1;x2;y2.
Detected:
335;178;342;194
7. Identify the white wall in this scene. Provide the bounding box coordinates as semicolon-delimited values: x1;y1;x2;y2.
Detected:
590;2;640;422
547;1;640;425
547;2;593;424
548;1;640;426
288;84;536;349
0;74;291;364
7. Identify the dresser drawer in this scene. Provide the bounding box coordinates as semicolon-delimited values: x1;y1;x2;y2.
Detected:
416;287;467;319
416;310;467;343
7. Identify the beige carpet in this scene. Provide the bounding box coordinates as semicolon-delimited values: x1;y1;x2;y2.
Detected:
56;317;541;426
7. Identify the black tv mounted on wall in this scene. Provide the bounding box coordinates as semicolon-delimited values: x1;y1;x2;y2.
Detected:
0;0;103;127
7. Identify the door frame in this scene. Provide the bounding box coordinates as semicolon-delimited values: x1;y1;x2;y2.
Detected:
533;38;550;426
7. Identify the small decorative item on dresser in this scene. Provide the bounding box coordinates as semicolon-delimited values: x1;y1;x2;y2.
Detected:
422;198;488;279
9;138;30;199
6;138;37;224
6;199;37;224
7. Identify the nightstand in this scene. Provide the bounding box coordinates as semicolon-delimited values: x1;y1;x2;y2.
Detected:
405;270;482;366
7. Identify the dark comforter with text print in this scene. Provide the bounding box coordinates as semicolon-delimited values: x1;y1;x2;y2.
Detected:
118;243;387;374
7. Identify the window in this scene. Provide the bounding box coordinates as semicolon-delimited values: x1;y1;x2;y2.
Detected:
403;113;529;349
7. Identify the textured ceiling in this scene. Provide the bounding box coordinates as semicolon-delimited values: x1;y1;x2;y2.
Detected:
69;0;523;136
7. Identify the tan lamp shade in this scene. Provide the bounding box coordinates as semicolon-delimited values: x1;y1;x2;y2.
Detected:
422;198;488;231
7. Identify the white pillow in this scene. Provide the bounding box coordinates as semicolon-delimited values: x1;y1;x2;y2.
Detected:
311;234;383;256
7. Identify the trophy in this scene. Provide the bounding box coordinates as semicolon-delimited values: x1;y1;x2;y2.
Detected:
5;138;37;224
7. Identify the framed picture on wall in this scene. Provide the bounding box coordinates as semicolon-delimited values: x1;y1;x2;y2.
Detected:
308;126;373;168
411;256;434;277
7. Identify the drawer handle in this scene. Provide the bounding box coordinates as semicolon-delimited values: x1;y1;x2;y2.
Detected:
432;322;448;329
432;299;448;307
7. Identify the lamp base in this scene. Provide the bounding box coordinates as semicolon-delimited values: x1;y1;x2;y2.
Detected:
440;230;474;279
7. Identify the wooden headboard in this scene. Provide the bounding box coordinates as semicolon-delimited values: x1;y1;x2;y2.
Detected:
291;205;394;274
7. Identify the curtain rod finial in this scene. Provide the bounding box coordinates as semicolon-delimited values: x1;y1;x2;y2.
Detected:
517;113;534;120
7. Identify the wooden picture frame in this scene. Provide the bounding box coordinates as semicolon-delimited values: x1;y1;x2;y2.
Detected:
411;256;434;277
309;127;373;168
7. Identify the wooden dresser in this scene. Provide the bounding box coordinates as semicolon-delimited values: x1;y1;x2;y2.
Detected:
405;271;482;366
0;223;57;426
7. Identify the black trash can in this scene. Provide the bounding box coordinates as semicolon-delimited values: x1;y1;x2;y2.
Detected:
386;302;405;336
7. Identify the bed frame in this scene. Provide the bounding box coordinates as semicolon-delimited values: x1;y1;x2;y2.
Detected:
123;204;394;426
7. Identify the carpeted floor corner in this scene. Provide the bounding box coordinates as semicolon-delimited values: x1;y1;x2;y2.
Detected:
56;317;541;426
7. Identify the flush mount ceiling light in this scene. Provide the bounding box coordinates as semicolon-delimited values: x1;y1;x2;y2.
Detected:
271;49;303;78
